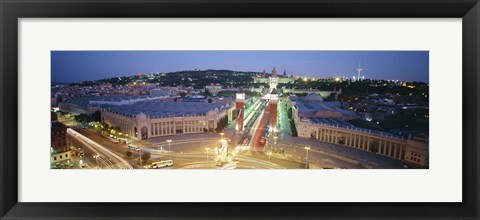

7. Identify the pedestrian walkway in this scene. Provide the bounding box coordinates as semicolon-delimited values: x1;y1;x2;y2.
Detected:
280;135;404;168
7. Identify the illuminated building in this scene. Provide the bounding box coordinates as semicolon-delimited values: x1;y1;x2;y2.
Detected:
253;67;294;89
101;101;235;140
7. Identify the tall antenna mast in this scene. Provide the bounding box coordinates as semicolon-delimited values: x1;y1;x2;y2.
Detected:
356;62;363;81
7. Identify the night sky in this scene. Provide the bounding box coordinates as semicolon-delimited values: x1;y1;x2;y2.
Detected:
51;51;429;83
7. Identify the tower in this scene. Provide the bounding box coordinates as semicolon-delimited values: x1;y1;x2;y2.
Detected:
272;67;277;77
356;63;363;81
283;69;287;77
235;88;245;132
269;67;278;91
269;88;279;134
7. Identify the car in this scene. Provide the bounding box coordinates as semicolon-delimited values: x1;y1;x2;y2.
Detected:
110;138;120;144
151;160;173;169
128;145;140;151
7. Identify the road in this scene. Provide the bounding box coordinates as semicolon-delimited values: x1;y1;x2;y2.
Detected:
249;103;269;148
67;128;133;169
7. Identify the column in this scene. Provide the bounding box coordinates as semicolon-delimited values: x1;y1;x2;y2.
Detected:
345;133;349;146
159;122;163;135
323;129;327;142
378;140;383;154
393;143;398;159
335;130;338;144
360;136;364;149
351;134;354;148
398;144;404;160
383;141;388;155
388;141;393;157
366;137;370;151
356;135;360;149
329;130;333;143
182;119;186;133
355;135;358;148
324;129;327;142
351;134;354;147
173;119;176;135
349;134;352;147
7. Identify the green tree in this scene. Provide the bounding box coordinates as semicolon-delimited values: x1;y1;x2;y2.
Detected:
92;111;101;122
215;116;228;133
141;152;151;162
125;150;132;158
203;89;213;97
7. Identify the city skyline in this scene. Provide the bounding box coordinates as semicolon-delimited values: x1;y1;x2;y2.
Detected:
51;50;429;170
51;51;429;83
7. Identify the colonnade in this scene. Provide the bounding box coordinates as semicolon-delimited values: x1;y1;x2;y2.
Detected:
312;126;406;160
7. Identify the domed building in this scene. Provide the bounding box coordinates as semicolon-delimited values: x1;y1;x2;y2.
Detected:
303;92;324;102
291;92;358;121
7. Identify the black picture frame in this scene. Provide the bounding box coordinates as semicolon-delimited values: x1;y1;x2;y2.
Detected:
1;0;479;219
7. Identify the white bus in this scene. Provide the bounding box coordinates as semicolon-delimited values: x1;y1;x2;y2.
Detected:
151;160;173;169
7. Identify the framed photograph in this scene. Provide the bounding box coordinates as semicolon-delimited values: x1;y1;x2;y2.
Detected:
1;0;479;219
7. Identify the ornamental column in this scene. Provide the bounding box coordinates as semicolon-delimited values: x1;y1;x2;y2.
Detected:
235;88;245;133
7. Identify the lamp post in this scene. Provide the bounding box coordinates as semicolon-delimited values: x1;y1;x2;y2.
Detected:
273;136;278;153
139;148;142;166
304;147;311;166
166;139;172;160
93;154;100;168
205;148;210;161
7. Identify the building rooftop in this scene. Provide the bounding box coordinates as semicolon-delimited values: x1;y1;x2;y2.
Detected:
296;100;357;117
61;95;167;108
303;93;323;102
106;101;231;118
303;117;404;139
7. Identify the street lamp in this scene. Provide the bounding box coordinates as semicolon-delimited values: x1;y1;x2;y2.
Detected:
93;154;100;168
205;148;210;161
166;139;172;160
220;139;227;145
304;147;311;165
273;136;278;152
